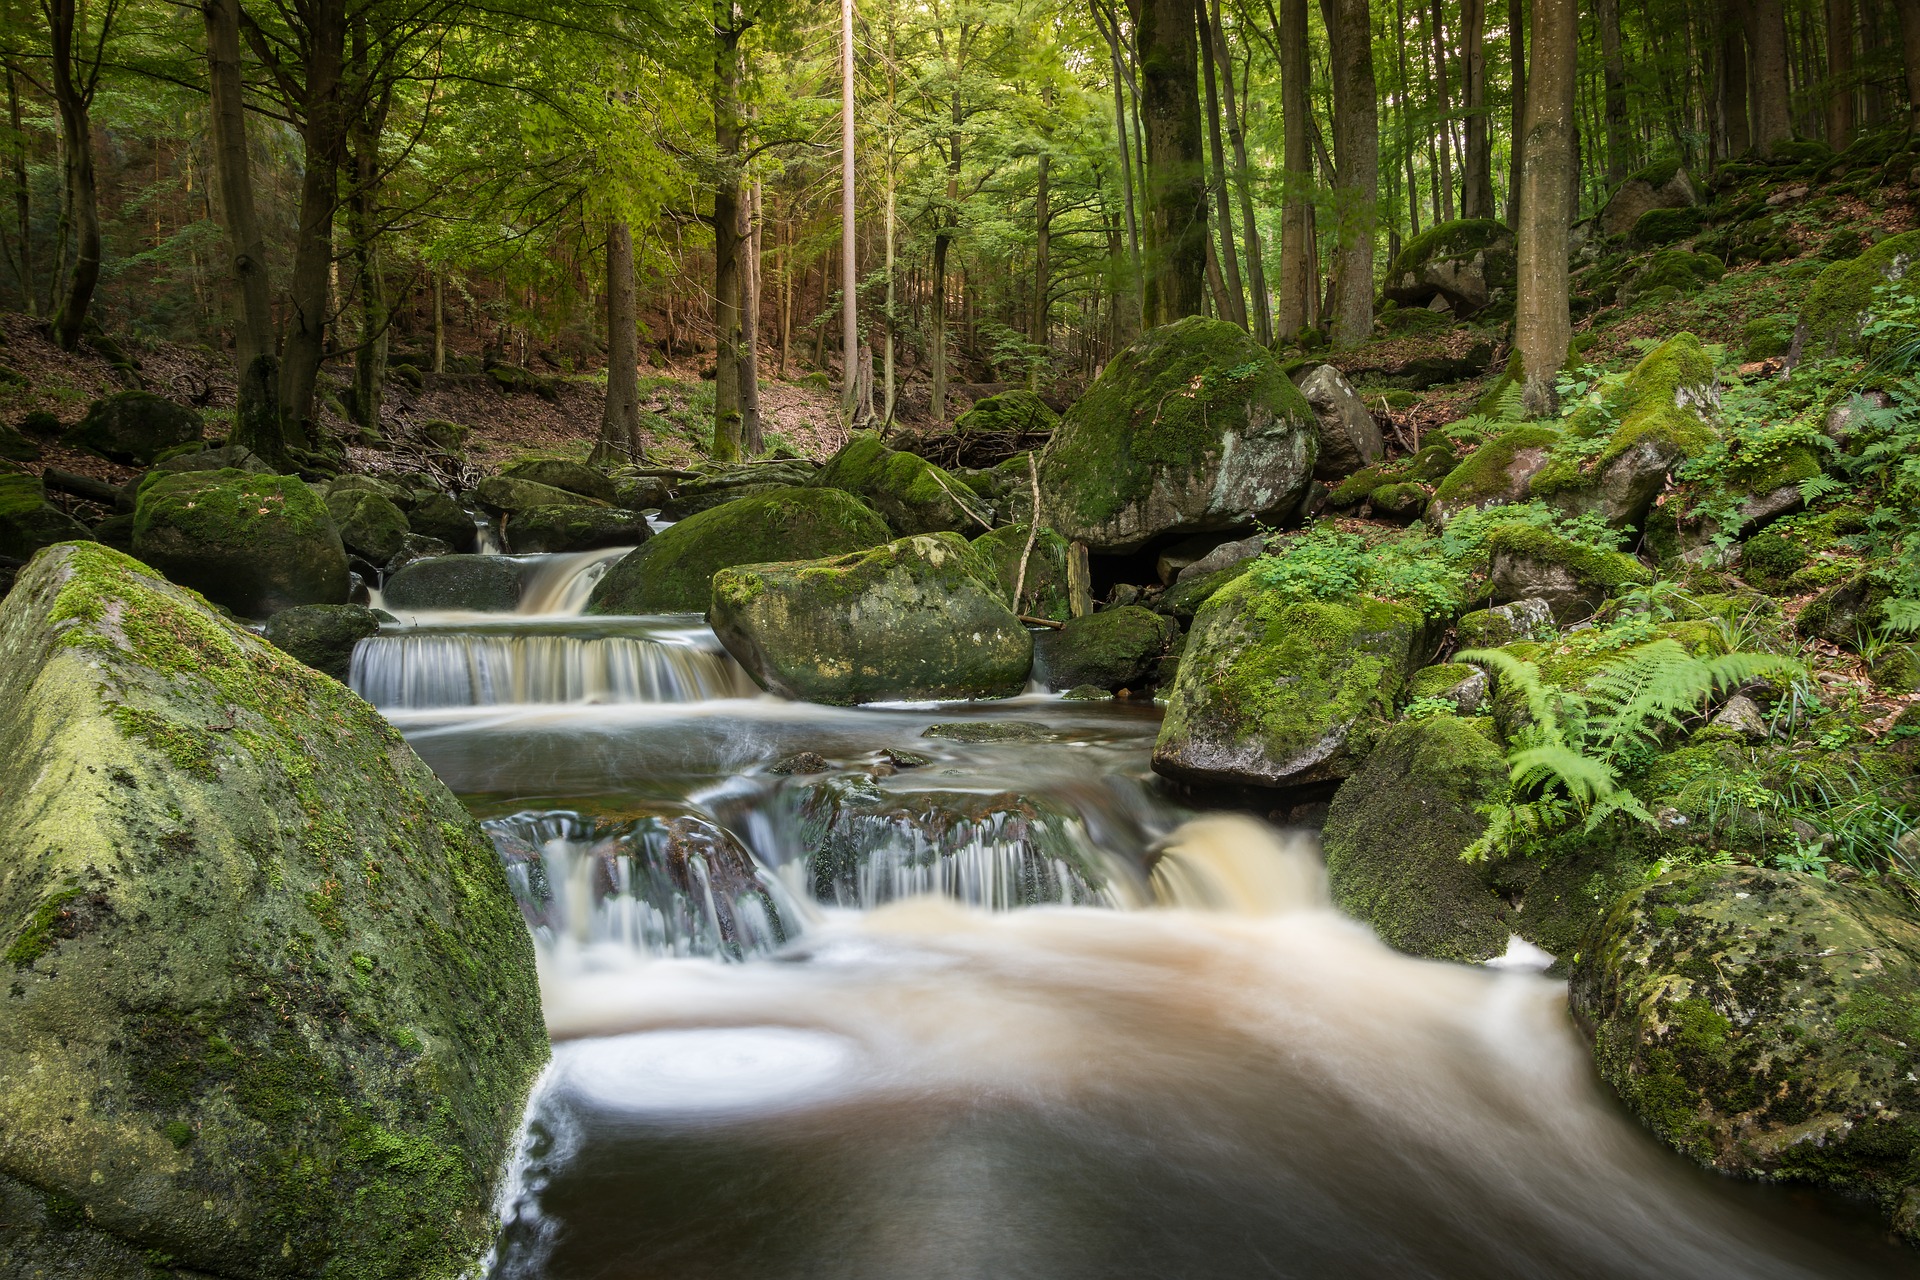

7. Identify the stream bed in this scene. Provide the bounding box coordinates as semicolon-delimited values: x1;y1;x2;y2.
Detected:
359;551;1918;1280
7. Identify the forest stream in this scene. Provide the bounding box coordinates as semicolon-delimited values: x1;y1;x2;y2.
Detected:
342;548;1920;1280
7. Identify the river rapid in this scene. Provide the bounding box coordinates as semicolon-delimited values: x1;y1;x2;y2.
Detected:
354;549;1918;1280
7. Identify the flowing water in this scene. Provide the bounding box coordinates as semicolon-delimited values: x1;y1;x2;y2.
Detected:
350;550;1919;1280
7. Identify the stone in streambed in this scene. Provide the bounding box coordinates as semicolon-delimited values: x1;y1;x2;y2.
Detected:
382;554;524;612
472;473;605;515
711;532;1032;705
408;490;480;552
326;487;412;563
505;504;651;554
499;457;619;504
132;468;348;617
969;522;1074;622
0;543;545;1278
812;432;979;535
264;602;382;680
1039;605;1178;692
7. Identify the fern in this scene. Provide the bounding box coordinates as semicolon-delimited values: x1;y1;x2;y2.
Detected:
1885;598;1920;634
1798;471;1845;504
1491;380;1527;422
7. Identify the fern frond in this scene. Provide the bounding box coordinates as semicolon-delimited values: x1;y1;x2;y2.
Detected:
1456;647;1566;745
1798;472;1845;504
1588;641;1803;756
1884;598;1920;634
1493;381;1528;422
1507;742;1620;805
1584;789;1655;833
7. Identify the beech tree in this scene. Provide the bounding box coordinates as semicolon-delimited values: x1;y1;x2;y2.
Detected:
1514;0;1573;415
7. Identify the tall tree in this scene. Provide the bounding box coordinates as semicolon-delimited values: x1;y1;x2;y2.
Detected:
1198;0;1246;328
204;0;273;366
1506;0;1524;224
1720;0;1751;155
38;0;123;350
1132;0;1208;323
1325;0;1376;346
1747;0;1794;150
712;0;746;458
1897;0;1920;130
1825;0;1854;145
1515;0;1574;416
593;221;643;466
1460;0;1494;218
1597;0;1631;183
1270;0;1312;336
1425;0;1455;221
1213;3;1270;342
839;0;857;419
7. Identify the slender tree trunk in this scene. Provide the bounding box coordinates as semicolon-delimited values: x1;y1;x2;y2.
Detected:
1597;0;1631;182
593;220;642;466
711;6;744;460
1857;0;1884;126
1508;0;1526;224
1218;22;1271;343
1722;1;1752;153
742;180;763;451
1097;3;1146;333
1825;0;1855;144
205;0;272;364
432;272;445;373
1516;0;1575;416
839;0;858;419
1460;0;1495;217
1748;0;1795;149
778;215;792;377
274;0;346;448
46;0;101;352
1395;0;1422;237
6;64;34;315
1133;0;1208;325
1274;0;1313;336
1198;6;1247;329
346;20;389;438
1326;0;1378;347
884;22;898;420
930;93;960;424
1427;0;1457;221
1033;147;1052;356
1896;0;1920;130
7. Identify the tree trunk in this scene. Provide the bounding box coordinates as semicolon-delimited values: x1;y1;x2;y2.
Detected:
1395;0;1423;237
1460;0;1495;217
1748;0;1795;150
1274;0;1313;337
1198;6;1247;329
432;272;445;373
1131;0;1208;324
839;0;858;420
1826;0;1855;144
1597;0;1632;182
346;20;389;438
1326;0;1378;348
1897;0;1920;130
592;221;642;466
1516;0;1575;416
1721;1;1752;154
1033;148;1052;355
1217;16;1272;343
930;93;960;424
711;4;744;460
204;0;273;365
1097;3;1146;334
1427;0;1456;222
274;0;346;449
6;62;34;315
1507;0;1526;224
46;0;101;352
742;180;763;452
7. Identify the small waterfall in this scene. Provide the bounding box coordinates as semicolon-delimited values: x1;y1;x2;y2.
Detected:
486;810;801;961
516;547;633;615
349;628;754;709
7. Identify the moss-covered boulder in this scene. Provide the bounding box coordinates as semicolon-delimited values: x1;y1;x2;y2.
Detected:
409;491;479;552
65;391;202;465
587;486;891;615
1795;230;1920;361
1379;219;1515;316
499;458;618;504
1620;249;1722;304
383;555;524;613
1598;159;1698;237
1527;333;1721;528
1572;865;1920;1241
505;504;650;554
1426;426;1561;527
710;532;1032;705
1795;570;1894;647
472;474;605;515
326;488;412;563
1297;363;1385;480
1322;714;1514;962
0;543;546;1278
1152;575;1429;790
151;443;275;478
263;602;382;680
1487;524;1652;622
1039;317;1316;553
0;471;92;561
1630;206;1705;247
1455;597;1557;648
0;423;42;462
1039;605;1177;692
133;469;349;617
812;432;978;535
970;522;1073;621
659;460;819;520
954;389;1059;437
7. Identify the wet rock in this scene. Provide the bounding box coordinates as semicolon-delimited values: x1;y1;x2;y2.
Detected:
1455;598;1557;648
969;522;1074;621
1297;364;1385;481
408;490;480;552
132;468;348;617
383;554;524;612
614;474;672;511
1038;317;1316;553
382;533;452;576
879;747;933;768
1159;562;1252;621
588;486;890;615
473;473;606;515
660;462;818;519
1060;684;1114;701
325;487;411;563
263;601;382;680
65;390;202;465
768;750;833;775
0;543;545;1278
1040;605;1178;692
1153;575;1429;790
505;504;651;554
1487;525;1651;623
0;471;92;561
500;458;618;504
922;720;1064;743
1322;714;1513;962
1572;866;1920;1242
812;432;980;535
711;532;1032;705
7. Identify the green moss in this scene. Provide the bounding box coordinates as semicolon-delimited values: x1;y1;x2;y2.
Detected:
4;887;89;968
1627;155;1683;188
1390;218;1511;275
1543;334;1719;495
812;432;978;534
1487;522;1653;589
1632;207;1705;246
970;523;1073;620
1429;426;1562;515
1043;606;1176;691
954;389;1059;435
1798;230;1920;359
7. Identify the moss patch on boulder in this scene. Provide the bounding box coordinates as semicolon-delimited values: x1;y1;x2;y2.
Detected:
1427;426;1561;526
812;432;980;535
133;468;349;617
1039;605;1177;692
955;389;1060;436
0;472;92;561
1796;230;1920;360
66;391;202;465
970;523;1073;621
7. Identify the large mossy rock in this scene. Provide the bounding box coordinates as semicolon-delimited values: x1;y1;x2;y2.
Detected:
1426;426;1560;527
970;522;1074;621
66;391;203;465
1794;230;1920;361
1152;574;1428;790
1572;865;1920;1240
263;602;382;680
1039;605;1178;692
132;468;349;617
383;555;524;613
0;471;92;561
954;389;1059;437
499;458;618;504
658;460;819;520
505;504;651;554
472;474;605;515
1039;318;1316;553
1322;714;1514;963
325;487;412;563
812;432;978;535
710;532;1032;705
1598;159;1698;238
587;486;890;615
1487;524;1653;622
0;544;546;1278
409;491;479;552
1379;219;1515;316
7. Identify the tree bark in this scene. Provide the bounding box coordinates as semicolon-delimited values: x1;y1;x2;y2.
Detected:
839;0;857;420
1460;0;1495;217
1273;0;1313;337
1825;0;1855;144
1095;2;1146;334
1132;0;1208;324
1507;0;1525;224
742;179;763;452
1217;15;1271;343
1721;0;1752;154
46;0;103;352
1033;146;1052;353
432;272;445;373
1426;0;1456;222
1597;0;1632;183
1747;0;1794;150
1198;4;1247;328
711;3;744;460
6;61;34;314
204;0;272;366
1516;0;1575;416
592;220;642;467
345;17;389;438
1326;0;1378;347
930;89;960;424
1897;0;1920;131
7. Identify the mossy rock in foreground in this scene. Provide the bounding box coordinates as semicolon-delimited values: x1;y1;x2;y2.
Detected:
710;532;1032;705
1572;865;1920;1242
0;543;547;1278
587;486;891;615
132;468;349;617
1039;317;1316;553
1152;574;1429;791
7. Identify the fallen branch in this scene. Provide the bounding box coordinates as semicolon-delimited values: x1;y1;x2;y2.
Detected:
1018;614;1065;629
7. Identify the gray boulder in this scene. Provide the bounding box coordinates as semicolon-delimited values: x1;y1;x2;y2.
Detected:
264;602;382;680
1297;364;1385;481
1487;525;1651;623
326;488;412;563
66;391;202;465
408;491;480;552
383;554;524;612
1039;605;1178;692
500;457;619;504
132;468;349;617
1599;162;1699;238
505;504;651;554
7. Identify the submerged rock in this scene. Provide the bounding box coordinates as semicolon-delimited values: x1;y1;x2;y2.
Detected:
0;543;546;1278
587;486;890;614
1153;574;1429;790
383;554;524;613
711;532;1032;705
132;468;349;617
813;432;981;535
1038;317;1316;553
922;720;1065;743
1573;866;1920;1242
264;601;382;680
